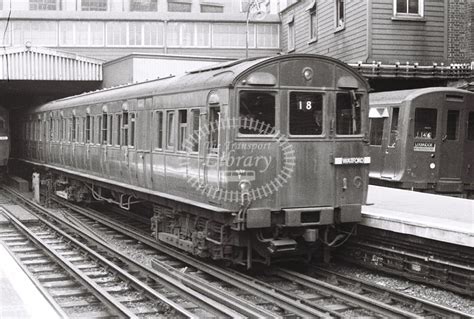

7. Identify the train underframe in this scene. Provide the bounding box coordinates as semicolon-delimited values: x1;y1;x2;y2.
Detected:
20;164;356;267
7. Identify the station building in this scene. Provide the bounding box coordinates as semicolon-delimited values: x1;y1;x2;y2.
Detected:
0;0;280;106
279;0;474;91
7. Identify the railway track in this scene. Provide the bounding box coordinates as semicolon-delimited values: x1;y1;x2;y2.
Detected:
335;226;474;297
0;187;259;318
35;192;472;318
0;208;184;318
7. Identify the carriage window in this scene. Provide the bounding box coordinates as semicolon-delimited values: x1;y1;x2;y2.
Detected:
129;113;136;147
122;112;128;146
446;110;459;140
155;111;163;149
389;107;399;147
107;114;113;145
191;109;200;152
116;114;122;146
72;116;77;142
336;92;361;135
468;112;474;141
209;107;219;149
59;117;64;141
415;108;437;139
85;115;91;143
167;111;175;149
369;118;384;146
289;92;323;135
177;110;187;151
101;113;108;144
239;91;275;134
0;119;4;130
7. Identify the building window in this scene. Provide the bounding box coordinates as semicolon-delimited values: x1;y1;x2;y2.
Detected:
82;0;107;11
168;0;191;12
168;22;210;47
257;24;279;48
395;0;423;16
0;21;11;46
13;21;58;46
130;0;157;11
335;0;345;30
60;21;105;46
30;0;58;10
309;6;318;41
200;3;223;13
287;20;295;51
213;23;254;48
106;22;163;47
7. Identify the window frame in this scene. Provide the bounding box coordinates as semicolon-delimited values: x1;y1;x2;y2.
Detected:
335;0;345;31
307;2;318;43
81;0;108;11
154;110;164;150
335;92;363;137
238;89;278;137
287;17;295;52
393;0;424;18
166;110;176;151
288;90;325;137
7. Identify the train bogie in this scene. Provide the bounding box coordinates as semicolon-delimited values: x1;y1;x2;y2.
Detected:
15;54;371;267
369;87;474;197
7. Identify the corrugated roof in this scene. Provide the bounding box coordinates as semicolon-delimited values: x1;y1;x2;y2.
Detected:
0;46;103;81
369;87;472;105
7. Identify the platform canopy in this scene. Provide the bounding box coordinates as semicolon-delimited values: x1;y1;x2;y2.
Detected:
0;46;103;108
0;46;103;81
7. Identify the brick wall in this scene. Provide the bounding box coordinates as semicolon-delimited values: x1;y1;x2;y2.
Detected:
448;0;473;63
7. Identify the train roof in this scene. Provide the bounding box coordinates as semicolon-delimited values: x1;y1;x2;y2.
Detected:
28;54;369;114
369;87;473;106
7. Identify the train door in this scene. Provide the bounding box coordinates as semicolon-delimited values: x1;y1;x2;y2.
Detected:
151;108;165;191
127;112;138;186
136;99;153;189
381;107;400;179
368;107;389;177
119;104;131;184
439;105;463;180
465;111;474;185
99;108;111;177
199;94;222;190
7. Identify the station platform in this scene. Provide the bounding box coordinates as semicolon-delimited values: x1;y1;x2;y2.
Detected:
362;186;473;247
0;243;61;319
0;204;38;224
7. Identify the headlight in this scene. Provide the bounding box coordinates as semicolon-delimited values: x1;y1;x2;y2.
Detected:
429;163;436;169
239;180;251;192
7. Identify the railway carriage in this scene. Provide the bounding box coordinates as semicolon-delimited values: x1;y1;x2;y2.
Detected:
368;87;474;197
15;54;370;267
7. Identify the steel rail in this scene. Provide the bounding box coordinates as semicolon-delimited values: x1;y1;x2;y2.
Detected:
8;186;274;319
3;187;196;318
310;266;473;319
51;197;332;318
0;207;138;319
274;268;424;318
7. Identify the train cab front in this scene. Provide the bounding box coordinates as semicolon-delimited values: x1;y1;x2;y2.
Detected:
231;55;370;266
